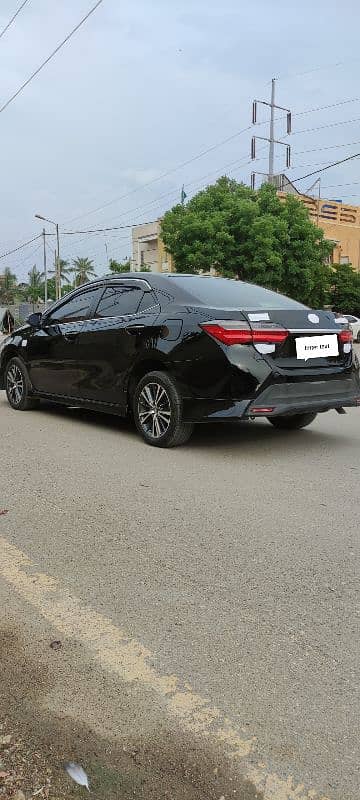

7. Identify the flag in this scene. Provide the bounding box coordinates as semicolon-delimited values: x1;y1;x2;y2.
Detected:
181;185;187;204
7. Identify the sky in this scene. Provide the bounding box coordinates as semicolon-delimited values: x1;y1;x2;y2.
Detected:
0;0;360;280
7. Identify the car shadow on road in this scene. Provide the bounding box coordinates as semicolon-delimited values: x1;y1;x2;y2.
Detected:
30;400;355;456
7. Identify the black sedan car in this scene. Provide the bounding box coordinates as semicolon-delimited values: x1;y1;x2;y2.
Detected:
0;273;359;447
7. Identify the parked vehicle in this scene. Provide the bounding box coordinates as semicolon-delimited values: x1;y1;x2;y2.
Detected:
342;315;360;342
0;273;359;447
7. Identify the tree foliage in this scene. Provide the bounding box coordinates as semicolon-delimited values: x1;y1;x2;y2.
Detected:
72;257;96;286
331;262;360;315
49;258;72;288
0;266;17;304
161;178;334;306
108;257;131;273
25;265;44;304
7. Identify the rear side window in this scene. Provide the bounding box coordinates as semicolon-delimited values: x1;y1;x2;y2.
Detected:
169;276;307;310
95;285;143;318
137;291;159;313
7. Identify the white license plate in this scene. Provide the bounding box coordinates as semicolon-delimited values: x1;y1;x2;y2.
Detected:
296;334;339;361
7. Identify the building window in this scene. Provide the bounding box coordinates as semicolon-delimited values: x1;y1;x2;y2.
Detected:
340;255;350;264
140;250;144;266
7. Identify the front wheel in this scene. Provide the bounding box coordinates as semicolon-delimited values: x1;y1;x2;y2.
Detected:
268;412;317;430
133;371;194;447
5;357;38;410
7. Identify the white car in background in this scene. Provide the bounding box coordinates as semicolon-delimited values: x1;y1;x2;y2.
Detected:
343;315;360;342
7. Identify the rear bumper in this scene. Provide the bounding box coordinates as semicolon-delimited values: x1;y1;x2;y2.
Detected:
182;372;360;422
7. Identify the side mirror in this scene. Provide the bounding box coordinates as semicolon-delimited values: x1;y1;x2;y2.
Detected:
27;312;43;328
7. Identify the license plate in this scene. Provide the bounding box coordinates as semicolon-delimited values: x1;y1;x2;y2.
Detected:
296;334;339;361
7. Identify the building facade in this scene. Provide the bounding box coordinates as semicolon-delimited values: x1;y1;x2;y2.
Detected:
131;220;174;273
278;192;360;270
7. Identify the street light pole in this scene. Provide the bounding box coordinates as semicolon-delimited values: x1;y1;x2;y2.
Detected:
35;213;61;300
42;228;47;306
55;223;60;300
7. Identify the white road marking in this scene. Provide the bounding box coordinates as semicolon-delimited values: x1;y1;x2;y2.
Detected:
0;535;329;800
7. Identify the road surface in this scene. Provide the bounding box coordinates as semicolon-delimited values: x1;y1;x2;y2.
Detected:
0;388;359;799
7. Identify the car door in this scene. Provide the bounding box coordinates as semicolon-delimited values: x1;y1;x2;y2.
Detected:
27;286;103;397
75;281;160;409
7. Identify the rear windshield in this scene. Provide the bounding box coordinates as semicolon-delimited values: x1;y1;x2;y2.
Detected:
169;276;307;310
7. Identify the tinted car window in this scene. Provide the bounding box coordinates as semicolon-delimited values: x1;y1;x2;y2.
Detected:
48;288;101;323
169;276;307;310
95;285;143;317
137;291;159;313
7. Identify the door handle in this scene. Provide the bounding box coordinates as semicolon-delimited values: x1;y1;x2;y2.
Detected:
63;332;78;343
126;324;145;334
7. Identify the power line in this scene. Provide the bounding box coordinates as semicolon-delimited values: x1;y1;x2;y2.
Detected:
0;0;30;40
277;57;360;83
291;152;360;184
293;116;360;136
0;0;104;116
321;180;360;190
0;234;41;261
297;139;360;155
294;97;360;117
64;125;254;224
64;101;360;228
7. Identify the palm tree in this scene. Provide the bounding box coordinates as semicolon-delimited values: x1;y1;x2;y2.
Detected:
0;266;17;304
49;258;72;292
72;257;96;286
27;265;44;308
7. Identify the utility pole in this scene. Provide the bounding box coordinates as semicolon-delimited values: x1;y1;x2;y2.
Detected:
42;228;47;306
251;80;291;188
55;223;60;300
268;78;276;183
35;214;61;300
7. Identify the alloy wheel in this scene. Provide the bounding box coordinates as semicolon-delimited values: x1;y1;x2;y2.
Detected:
138;382;171;439
7;364;24;406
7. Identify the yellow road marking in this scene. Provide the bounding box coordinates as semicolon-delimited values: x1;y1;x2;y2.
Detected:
0;535;329;800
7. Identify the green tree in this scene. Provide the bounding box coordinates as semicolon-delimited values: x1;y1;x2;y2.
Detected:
72;257;96;286
43;277;57;301
26;265;44;307
331;262;360;315
161;178;333;306
49;258;72;291
0;266;17;304
109;257;131;273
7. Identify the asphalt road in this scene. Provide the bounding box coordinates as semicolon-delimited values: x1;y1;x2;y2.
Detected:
0;385;359;799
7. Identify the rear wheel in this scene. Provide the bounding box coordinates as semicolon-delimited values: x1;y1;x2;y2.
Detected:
133;371;194;447
268;412;317;430
5;357;38;411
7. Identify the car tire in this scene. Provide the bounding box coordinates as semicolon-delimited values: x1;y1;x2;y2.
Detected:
5;357;38;411
356;331;360;343
133;371;194;447
268;412;317;430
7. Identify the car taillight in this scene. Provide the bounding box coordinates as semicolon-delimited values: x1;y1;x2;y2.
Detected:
338;329;353;344
200;322;288;346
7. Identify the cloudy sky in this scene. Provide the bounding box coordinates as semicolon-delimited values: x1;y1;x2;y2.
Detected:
0;0;360;280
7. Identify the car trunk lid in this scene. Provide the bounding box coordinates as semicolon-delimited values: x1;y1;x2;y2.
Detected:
242;308;350;368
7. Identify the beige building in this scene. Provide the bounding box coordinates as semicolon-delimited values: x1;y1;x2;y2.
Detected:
298;194;360;269
131;220;174;273
278;182;360;270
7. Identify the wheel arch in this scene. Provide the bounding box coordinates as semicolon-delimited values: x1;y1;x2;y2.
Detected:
0;346;22;385
127;357;169;405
